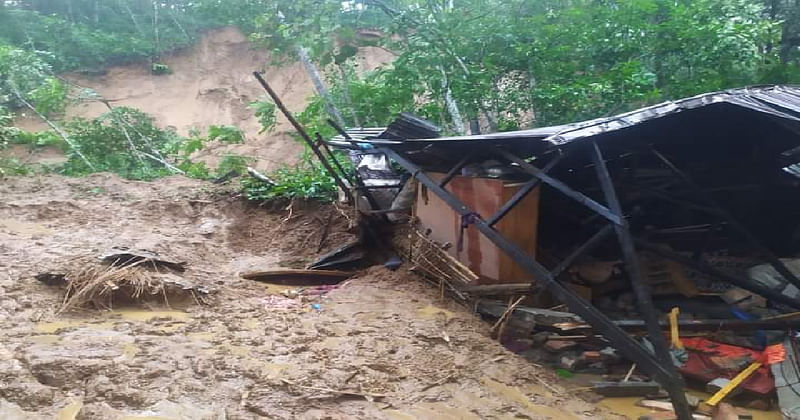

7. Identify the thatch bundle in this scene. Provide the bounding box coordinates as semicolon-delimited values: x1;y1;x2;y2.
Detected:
41;254;208;314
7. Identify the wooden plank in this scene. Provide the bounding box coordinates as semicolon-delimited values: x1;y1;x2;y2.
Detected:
241;269;354;286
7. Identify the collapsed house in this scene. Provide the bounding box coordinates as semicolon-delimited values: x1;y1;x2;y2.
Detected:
255;73;800;419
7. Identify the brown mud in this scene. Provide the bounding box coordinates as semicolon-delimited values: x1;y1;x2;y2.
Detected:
10;26;395;172
0;173;620;419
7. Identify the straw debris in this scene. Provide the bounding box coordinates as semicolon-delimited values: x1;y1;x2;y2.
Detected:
45;256;207;314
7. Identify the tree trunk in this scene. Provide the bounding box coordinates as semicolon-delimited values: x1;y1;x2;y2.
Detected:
439;66;466;135
120;0;145;37
152;0;160;57
297;46;347;128
66;0;74;24
10;85;95;171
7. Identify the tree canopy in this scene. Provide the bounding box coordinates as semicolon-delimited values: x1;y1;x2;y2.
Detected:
0;0;798;182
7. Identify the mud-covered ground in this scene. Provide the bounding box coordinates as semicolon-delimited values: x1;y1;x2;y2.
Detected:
0;174;618;419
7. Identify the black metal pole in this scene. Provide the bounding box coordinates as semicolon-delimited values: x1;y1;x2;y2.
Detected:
439;152;475;188
379;146;684;390
252;72;353;203
497;149;623;226
550;224;615;278
315;132;349;181
590;142;692;420
487;151;567;227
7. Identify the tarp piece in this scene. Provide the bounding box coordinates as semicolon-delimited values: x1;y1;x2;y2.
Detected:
680;337;785;396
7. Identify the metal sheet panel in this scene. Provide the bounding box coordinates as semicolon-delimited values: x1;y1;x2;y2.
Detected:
391;85;800;147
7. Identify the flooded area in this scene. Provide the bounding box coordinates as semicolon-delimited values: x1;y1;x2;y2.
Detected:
0;174;620;419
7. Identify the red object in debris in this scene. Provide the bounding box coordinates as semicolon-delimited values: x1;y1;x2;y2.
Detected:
678;338;785;396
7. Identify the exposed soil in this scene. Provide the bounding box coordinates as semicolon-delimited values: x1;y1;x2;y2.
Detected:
0;173;619;419
11;26;395;172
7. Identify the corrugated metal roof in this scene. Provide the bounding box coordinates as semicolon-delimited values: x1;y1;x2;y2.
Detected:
329;85;800;150
407;85;800;145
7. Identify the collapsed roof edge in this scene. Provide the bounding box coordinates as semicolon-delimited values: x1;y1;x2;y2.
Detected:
333;85;800;147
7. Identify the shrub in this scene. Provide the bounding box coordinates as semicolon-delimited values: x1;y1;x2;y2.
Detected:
242;155;337;202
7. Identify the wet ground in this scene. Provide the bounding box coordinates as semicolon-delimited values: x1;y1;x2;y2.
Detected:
0;173;617;419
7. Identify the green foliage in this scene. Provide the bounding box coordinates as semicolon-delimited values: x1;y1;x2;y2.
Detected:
216;153;252;176
178;160;211;180
207;125;245;144
28;77;68;116
273;0;799;132
243;154;337;202
0;45;67;115
249;99;277;134
60;107;182;180
150;63;172;75
0;4;200;72
0;106;17;148
0;157;31;177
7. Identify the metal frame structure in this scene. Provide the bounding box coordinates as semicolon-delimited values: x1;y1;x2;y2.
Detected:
254;71;800;419
377;134;800;419
377;142;693;419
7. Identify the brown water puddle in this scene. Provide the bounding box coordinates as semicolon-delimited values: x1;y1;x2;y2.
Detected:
110;309;188;322
416;304;455;321
0;219;52;236
26;334;61;344
385;402;481;420
34;320;115;334
252;281;300;296
600;395;781;420
481;377;578;420
34;309;188;334
57;400;83;420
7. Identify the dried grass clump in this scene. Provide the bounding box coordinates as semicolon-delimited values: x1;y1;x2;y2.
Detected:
57;259;192;314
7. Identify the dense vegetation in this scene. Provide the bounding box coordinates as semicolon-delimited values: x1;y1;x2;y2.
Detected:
1;0;798;199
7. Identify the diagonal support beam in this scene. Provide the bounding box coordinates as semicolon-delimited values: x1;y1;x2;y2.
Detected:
551;224;615;279
496;148;622;226
381;146;686;400
439;152;475;189
652;148;800;291
591;142;691;419
253;72;353;203
487;152;567;227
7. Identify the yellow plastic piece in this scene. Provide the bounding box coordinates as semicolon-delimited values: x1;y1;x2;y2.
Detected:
669;307;683;349
705;361;762;406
